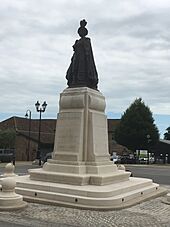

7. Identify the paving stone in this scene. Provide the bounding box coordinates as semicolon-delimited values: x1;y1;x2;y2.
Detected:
0;195;169;227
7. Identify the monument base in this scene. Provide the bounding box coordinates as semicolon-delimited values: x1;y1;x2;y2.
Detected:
11;87;166;209
28;160;130;186
14;175;165;210
26;87;132;187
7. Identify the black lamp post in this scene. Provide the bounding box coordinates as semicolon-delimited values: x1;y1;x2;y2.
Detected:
147;134;151;165
25;109;32;161
35;101;47;166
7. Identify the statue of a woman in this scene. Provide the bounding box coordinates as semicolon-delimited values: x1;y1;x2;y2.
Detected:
66;20;98;90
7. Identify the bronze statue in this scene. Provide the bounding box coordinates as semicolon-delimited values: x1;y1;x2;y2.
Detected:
66;19;98;90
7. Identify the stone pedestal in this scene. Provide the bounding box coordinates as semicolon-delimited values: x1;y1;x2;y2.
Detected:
53;87;109;164
1;163;18;178
0;178;27;210
29;87;130;185
14;87;166;209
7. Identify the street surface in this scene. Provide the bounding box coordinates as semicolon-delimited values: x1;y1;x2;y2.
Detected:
125;165;170;185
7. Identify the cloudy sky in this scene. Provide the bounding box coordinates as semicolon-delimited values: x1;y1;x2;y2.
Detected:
1;0;170;136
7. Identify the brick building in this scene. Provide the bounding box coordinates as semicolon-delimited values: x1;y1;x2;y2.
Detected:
154;139;170;164
0;117;56;161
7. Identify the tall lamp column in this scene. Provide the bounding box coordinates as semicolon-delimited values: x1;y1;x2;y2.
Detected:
147;134;151;165
25;110;32;161
35;101;47;166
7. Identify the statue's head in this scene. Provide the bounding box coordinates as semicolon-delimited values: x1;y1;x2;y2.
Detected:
78;19;88;38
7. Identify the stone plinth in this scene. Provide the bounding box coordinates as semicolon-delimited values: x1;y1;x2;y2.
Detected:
29;87;130;186
53;87;109;163
1;163;18;178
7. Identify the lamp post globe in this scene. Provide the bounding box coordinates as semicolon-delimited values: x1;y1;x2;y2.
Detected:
35;101;47;166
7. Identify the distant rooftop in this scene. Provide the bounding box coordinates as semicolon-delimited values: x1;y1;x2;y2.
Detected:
159;139;170;144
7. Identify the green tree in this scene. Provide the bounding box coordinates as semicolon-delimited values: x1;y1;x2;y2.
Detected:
0;129;16;149
115;98;159;151
164;127;170;140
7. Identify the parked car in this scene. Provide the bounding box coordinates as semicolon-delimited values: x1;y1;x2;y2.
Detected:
110;154;120;164
0;149;15;162
139;157;148;164
116;156;136;164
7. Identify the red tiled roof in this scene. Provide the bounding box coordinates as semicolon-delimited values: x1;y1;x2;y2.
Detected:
0;116;56;144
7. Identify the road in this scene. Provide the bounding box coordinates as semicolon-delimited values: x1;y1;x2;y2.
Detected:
125;165;170;185
0;162;169;185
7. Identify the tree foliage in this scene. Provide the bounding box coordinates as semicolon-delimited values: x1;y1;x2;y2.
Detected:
115;98;159;151
164;127;170;140
0;129;16;149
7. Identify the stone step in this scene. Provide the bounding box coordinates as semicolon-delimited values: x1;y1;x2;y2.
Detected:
28;168;131;186
15;181;164;210
16;176;156;199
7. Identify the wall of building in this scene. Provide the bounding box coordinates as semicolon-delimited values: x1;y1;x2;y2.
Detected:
15;134;37;161
0;117;15;130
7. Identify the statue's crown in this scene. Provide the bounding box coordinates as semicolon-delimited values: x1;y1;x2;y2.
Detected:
78;19;88;38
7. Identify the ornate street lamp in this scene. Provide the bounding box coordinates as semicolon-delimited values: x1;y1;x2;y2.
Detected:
35;101;47;166
25;109;32;161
